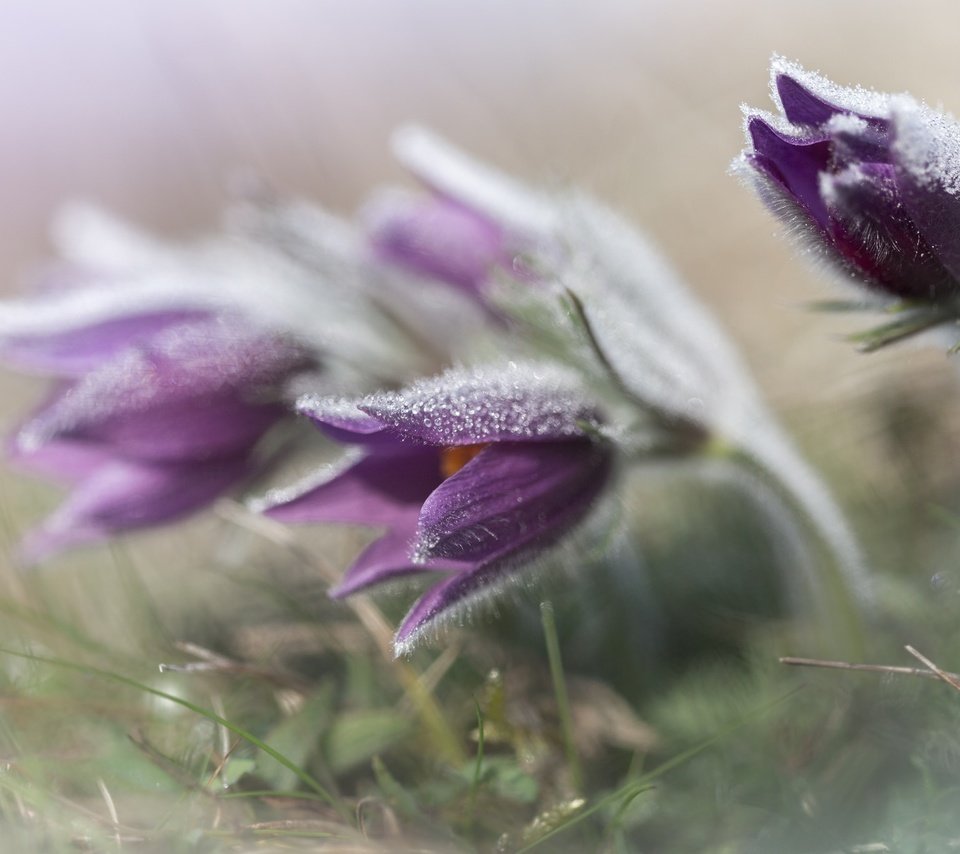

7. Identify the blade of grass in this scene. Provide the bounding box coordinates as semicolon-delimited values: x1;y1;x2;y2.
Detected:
467;701;485;830
540;601;583;794
218;789;332;802
0;646;350;821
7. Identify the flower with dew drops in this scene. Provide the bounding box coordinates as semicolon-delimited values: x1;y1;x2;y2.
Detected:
10;314;314;562
737;56;960;350
257;362;614;654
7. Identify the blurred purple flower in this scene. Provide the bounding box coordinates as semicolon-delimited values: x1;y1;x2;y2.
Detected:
739;57;960;329
10;314;313;561
259;363;613;653
361;127;552;302
365;192;507;298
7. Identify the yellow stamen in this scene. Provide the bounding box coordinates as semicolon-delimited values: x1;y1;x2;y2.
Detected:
439;443;488;478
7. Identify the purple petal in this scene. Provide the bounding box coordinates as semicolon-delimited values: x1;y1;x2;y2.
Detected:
390;126;556;238
823;163;956;300
776;73;891;133
295;396;403;446
263;446;442;526
891;101;960;287
776;73;848;127
20;456;250;563
748;117;832;229
393;555;527;655
19;317;309;461
58;395;285;462
414;440;612;564
393;569;478;653
2;309;205;376
359;363;598;446
365;192;505;295
769;57;892;127
328;520;463;599
8;437;115;484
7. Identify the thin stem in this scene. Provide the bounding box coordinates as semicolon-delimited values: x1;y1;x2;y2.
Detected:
467;702;485;832
562;287;707;448
904;645;960;692
782;649;960;694
540;601;583;794
781;656;952;681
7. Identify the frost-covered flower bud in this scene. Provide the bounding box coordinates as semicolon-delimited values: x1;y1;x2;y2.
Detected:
737;56;960;348
12;316;313;561
364;191;508;299
257;362;613;654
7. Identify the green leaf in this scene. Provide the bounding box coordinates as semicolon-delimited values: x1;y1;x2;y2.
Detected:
478;757;538;804
848;310;955;352
220;757;257;788
258;685;335;791
806;299;875;313
372;756;422;818
323;710;412;775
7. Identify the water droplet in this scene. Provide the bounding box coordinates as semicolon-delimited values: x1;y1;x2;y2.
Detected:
931;571;950;592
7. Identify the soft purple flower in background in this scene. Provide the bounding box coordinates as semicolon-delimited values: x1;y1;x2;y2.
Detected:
737;57;960;347
258;363;613;653
0;208;333;560
11;315;313;561
364;191;509;300
361;127;552;303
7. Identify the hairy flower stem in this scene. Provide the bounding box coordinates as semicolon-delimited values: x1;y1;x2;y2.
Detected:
561;286;710;449
722;433;869;659
540;600;584;795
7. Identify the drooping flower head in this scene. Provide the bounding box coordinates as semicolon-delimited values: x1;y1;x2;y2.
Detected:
738;56;960;347
9;311;314;562
258;362;613;653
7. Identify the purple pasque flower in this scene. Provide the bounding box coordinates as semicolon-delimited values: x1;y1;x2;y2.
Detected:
738;57;960;345
364;190;508;299
361;127;552;300
0;207;338;561
258;363;613;654
10;314;314;562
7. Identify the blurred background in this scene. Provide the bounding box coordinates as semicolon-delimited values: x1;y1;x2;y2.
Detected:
4;2;960;850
